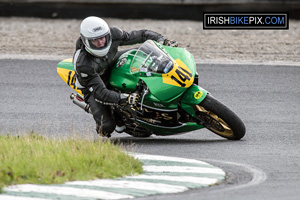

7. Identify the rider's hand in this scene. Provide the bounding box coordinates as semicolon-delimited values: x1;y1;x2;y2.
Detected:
163;39;178;47
119;93;140;106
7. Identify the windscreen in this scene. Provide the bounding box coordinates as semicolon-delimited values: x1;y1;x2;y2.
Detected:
130;40;173;74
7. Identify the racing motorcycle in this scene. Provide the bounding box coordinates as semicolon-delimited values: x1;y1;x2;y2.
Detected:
57;40;246;140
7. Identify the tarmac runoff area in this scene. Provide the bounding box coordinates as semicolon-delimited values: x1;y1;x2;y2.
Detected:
1;153;226;200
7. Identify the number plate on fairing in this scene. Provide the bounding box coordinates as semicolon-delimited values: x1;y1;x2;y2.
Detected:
162;59;193;88
57;59;83;95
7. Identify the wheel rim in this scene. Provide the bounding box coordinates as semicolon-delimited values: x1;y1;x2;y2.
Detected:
195;105;234;138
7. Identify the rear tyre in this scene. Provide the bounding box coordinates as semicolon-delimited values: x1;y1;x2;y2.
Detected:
196;94;246;140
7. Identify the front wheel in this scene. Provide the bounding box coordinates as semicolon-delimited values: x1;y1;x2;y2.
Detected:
196;94;246;140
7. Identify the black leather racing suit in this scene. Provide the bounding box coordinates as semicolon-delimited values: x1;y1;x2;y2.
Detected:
73;27;165;135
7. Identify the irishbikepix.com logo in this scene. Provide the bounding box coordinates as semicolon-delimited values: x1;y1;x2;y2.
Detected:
203;13;289;29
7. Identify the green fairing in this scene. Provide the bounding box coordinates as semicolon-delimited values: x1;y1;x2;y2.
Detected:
110;51;139;93
110;41;200;109
180;85;208;117
139;44;196;102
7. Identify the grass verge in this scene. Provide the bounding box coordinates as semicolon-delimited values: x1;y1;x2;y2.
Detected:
0;133;143;193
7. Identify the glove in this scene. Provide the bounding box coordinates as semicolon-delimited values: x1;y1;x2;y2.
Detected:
163;39;178;47
119;93;140;106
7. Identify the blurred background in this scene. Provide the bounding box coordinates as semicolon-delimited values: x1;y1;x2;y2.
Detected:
0;0;299;64
1;0;300;20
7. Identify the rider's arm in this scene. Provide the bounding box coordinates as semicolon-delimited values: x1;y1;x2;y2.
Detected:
111;27;165;45
76;63;138;105
75;55;121;105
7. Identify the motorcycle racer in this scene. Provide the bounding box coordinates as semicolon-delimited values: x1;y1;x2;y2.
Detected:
73;16;177;137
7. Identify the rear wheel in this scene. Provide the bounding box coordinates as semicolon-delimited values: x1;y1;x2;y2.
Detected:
196;94;246;140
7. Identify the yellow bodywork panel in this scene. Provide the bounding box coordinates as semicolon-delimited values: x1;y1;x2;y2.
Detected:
162;59;194;88
57;64;83;96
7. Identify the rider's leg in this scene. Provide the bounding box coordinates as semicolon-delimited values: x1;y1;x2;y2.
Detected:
87;94;116;137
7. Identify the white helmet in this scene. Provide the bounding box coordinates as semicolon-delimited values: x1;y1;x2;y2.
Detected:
80;16;112;57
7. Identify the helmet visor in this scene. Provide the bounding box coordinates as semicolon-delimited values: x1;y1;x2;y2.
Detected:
86;34;111;50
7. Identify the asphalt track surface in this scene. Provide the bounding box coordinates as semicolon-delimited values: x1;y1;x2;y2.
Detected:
1;59;300;200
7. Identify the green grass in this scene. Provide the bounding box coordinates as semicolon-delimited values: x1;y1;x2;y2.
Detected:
0;133;143;193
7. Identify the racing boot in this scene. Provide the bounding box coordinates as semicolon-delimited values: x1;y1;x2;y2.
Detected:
114;112;126;133
115;124;126;133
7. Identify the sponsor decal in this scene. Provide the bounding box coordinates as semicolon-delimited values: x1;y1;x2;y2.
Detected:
93;26;102;32
194;91;203;99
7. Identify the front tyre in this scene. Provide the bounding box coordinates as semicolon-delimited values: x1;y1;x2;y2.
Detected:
196;94;246;140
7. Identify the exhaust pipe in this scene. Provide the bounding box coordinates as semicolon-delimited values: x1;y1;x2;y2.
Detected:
70;93;92;114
